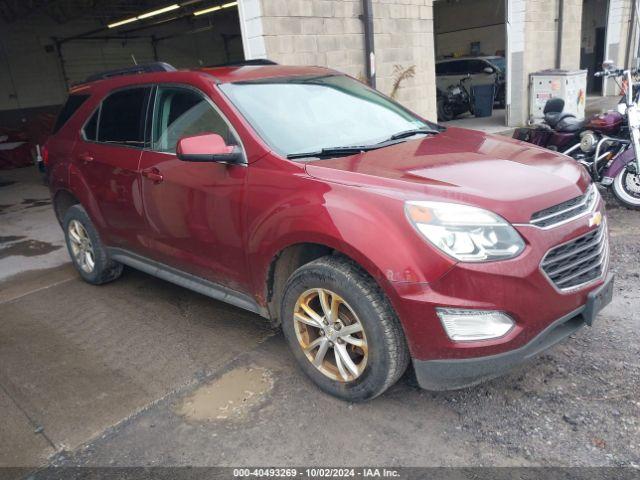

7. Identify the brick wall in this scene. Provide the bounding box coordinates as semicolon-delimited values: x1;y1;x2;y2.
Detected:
250;0;437;120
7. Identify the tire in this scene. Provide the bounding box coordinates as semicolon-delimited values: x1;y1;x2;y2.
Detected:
62;204;123;284
612;168;640;209
441;102;455;121
280;255;410;402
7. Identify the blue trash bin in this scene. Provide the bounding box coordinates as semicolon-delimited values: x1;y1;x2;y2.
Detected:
472;84;495;118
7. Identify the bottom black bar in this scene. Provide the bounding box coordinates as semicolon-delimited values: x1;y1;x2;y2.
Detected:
1;467;639;480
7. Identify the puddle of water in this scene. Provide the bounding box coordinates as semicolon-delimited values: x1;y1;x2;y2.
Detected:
0;240;62;259
0;235;26;245
21;198;52;209
176;367;273;422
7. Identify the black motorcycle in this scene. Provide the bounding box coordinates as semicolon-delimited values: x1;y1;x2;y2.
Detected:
437;75;474;121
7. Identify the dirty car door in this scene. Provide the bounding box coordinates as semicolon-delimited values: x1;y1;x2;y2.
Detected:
138;85;249;292
72;87;151;251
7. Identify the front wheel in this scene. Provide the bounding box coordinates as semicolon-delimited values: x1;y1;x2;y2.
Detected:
437;98;455;122
280;256;410;402
612;167;640;209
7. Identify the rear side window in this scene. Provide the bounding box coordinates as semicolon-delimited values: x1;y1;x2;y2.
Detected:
52;94;90;134
98;88;151;147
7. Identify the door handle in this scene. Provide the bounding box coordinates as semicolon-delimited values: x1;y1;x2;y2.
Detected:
78;153;94;163
141;167;163;184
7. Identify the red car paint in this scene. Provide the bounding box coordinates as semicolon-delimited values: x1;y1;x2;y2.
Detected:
46;65;609;367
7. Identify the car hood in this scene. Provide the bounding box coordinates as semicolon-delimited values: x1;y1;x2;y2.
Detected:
304;127;591;224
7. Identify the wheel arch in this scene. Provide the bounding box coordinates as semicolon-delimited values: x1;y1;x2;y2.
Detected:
263;237;393;326
53;189;80;224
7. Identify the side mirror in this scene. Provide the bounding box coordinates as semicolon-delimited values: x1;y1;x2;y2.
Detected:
483;66;495;74
602;60;615;71
176;133;244;164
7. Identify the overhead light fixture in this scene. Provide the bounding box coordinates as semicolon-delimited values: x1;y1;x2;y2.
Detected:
193;1;238;16
137;4;180;19
108;4;180;29
108;16;138;28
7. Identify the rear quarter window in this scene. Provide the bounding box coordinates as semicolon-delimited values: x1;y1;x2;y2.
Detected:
52;94;90;134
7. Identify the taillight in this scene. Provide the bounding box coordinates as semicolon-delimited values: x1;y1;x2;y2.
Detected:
41;144;50;166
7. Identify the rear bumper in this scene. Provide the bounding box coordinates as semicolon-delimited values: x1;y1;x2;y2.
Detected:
412;272;613;390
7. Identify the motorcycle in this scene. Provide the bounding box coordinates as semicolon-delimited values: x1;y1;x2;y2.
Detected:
512;62;640;208
437;75;474;121
585;64;640;209
512;97;624;155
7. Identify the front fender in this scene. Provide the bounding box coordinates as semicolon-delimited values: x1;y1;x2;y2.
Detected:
246;160;455;304
605;147;635;178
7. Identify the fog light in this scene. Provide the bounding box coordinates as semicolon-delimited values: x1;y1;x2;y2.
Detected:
436;308;514;341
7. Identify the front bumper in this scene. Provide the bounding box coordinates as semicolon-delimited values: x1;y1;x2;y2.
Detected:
413;274;613;390
385;202;613;389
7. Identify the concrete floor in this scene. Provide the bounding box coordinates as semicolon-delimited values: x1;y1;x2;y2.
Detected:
1;162;638;470
441;109;508;134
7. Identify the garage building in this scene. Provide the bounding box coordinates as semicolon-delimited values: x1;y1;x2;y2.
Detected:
0;0;638;139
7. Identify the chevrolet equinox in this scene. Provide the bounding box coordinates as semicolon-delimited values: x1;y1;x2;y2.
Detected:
45;62;614;401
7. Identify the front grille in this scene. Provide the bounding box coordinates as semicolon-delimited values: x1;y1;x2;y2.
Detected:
531;185;598;228
541;222;608;291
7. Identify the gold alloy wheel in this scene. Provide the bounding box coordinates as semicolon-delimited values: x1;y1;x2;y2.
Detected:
68;219;95;273
293;288;368;382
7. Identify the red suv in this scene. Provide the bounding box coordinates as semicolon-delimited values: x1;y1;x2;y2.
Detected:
46;62;613;401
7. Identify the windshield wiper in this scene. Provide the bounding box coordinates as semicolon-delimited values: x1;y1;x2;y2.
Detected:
387;127;440;141
286;145;377;159
286;127;442;159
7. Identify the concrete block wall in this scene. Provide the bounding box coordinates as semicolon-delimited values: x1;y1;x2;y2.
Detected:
373;0;436;120
250;0;437;120
507;0;584;126
559;0;584;70
604;0;634;94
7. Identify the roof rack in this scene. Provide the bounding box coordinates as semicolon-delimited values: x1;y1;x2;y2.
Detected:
84;62;176;83
205;59;278;68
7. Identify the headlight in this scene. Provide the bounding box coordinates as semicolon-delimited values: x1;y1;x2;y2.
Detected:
405;201;525;262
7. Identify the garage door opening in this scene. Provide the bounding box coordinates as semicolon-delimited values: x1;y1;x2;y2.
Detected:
57;2;245;88
0;1;245;165
580;0;608;95
433;0;508;133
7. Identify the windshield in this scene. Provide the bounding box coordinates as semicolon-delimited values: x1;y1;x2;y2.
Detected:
488;57;506;73
220;75;433;158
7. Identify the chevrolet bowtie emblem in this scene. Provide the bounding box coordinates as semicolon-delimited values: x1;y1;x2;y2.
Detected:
588;211;603;227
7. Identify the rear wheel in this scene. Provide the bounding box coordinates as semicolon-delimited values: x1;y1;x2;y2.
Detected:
280;256;409;402
612;168;640;209
63;205;123;284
